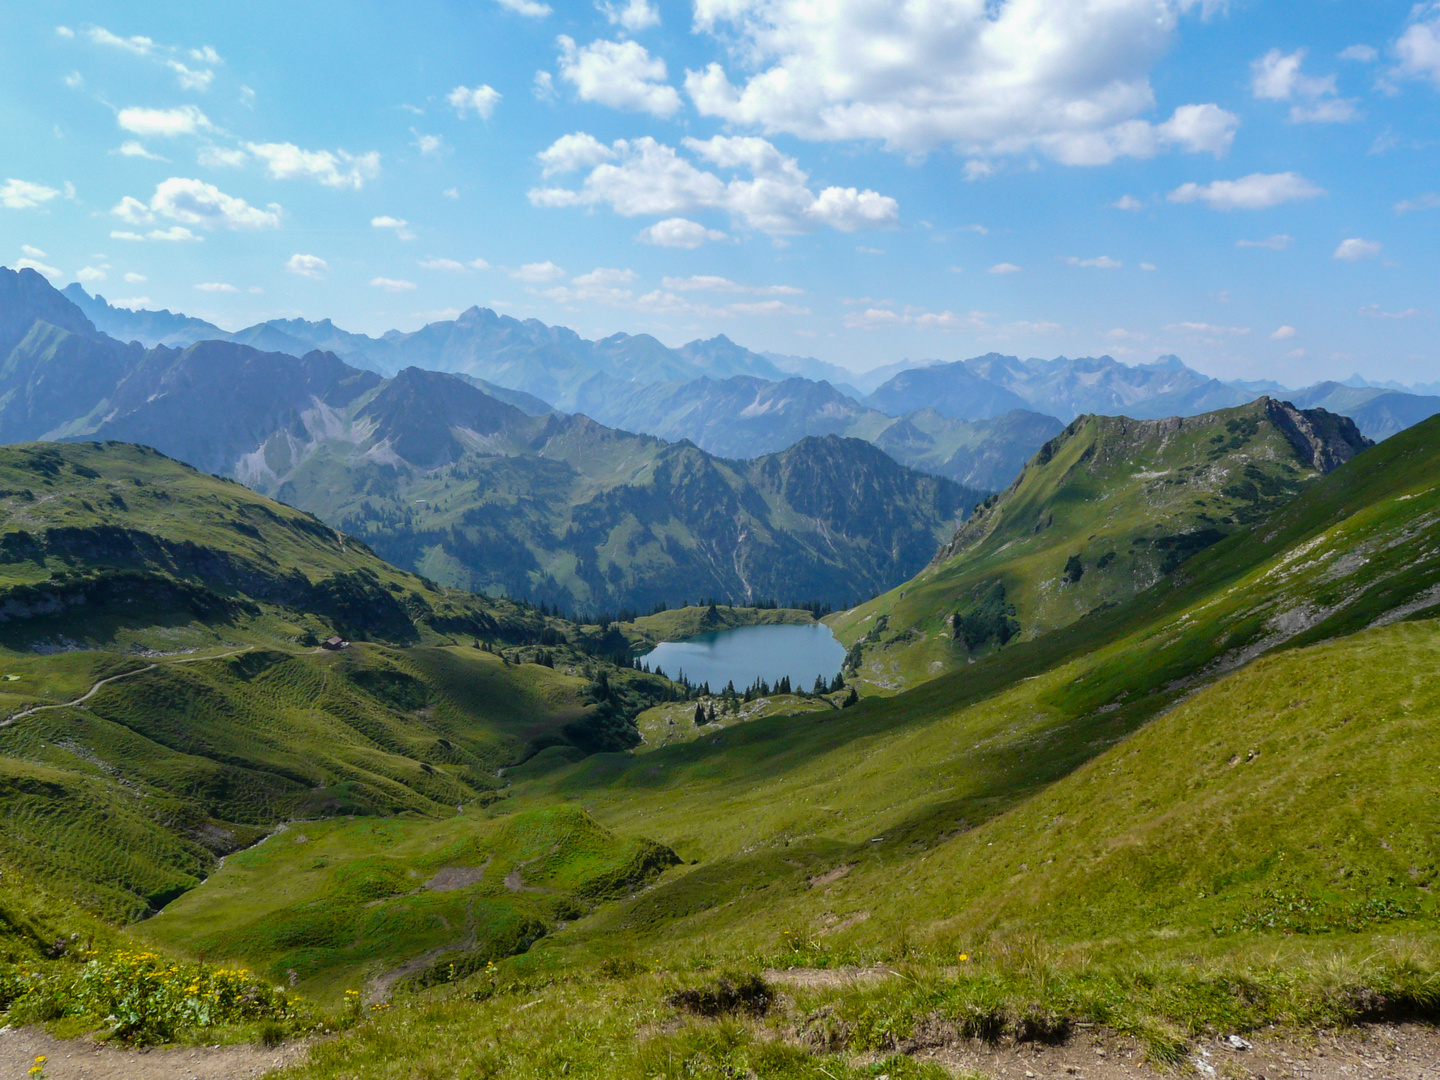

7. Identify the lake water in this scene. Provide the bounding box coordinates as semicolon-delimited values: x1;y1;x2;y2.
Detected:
640;622;846;692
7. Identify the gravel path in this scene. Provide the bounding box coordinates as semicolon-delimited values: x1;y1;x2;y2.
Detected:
0;1026;313;1079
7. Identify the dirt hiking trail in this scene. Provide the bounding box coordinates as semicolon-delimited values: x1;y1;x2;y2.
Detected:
0;1026;312;1079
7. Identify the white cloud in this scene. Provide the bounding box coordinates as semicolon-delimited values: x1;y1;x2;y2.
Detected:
1112;195;1145;211
1251;47;1358;122
1392;4;1440;87
245;142;380;190
76;265;107;282
444;187;460;199
1270;325;1296;340
470;258;491;270
15;259;60;278
1395;193;1440;213
538;132;617;176
448;85;502;119
63;71;83;89
728;299;809;316
195;281;238;292
110;296;152;309
1168;172;1324;211
1236;234;1292;250
494;0;552;15
1163;321;1250;336
1359;304;1419;319
419;257;467;271
117;105;211;138
117;141;167;161
88;27;156;55
1340;44;1378;63
661;275;802;295
533;71;558;102
511;261;567;282
598;0;660;31
2;179;61;209
198;145;248;168
557;36;681;117
111;226;202;242
639;218;730;250
167;60;214;91
1334;238;1381;261
1064;255;1122;269
124;272;147;283
21;245;47;258
1139;262;1157;271
529;133;897;236
371;277;417;292
844;305;987;331
286;254;327;278
1251;48;1334;100
987;262;1022;274
413;131;444;155
1107;328;1147;341
684;0;1238;164
56;26;74;39
114;177;281;230
371;215;415;240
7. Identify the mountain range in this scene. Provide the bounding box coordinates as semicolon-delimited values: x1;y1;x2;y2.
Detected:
9;269;975;612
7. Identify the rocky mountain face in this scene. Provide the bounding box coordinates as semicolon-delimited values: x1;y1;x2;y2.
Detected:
2;269;975;612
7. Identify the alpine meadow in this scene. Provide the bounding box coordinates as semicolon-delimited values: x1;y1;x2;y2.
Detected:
2;2;1439;1078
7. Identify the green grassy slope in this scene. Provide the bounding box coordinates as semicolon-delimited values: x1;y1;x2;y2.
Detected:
828;398;1369;692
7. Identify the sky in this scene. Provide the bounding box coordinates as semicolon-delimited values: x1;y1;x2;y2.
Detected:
0;0;1437;385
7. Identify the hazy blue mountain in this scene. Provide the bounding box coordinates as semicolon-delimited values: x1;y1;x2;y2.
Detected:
3;269;976;611
865;357;1032;419
870;408;1066;490
1285;381;1440;441
760;350;866;398
59;283;225;347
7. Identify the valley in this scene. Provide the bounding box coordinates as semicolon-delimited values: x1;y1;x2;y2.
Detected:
1;270;1438;1080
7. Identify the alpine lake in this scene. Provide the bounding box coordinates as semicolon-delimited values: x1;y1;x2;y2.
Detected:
640;622;846;692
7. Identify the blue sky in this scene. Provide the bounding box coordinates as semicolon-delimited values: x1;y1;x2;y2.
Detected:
1;0;1437;384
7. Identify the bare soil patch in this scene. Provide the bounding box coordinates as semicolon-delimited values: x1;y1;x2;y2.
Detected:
0;1025;313;1079
425;860;489;892
917;1022;1440;1079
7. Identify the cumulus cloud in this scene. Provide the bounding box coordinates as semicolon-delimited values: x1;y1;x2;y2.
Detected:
112;177;281;231
198;146;248;168
412;131;444;155
683;0;1238;164
511;261;567;282
844;305;987;331
124;272;147;283
1392;3;1440;87
76;265;107;282
987;262;1022;274
557;36;680;116
1250;50;1358;123
286;253;327;278
84;26;222;90
1163;321;1250;336
15;258;60;278
533;71;558;102
1;179;61;209
528;133;898;236
1395;193;1440;213
419;257;467;271
111;226;202;242
1340;44;1379;63
21;246;47;258
1112;195;1146;211
117;141;167;161
661;275;802;295
109;296;152;309
494;0;552;15
194;281;238;292
1064;255;1122;269
1359;304;1419;319
448;84;502;119
245;142;380;190
638;218;729;247
1168;172;1324;210
538;132;616;176
599;0;660;31
1270;325;1296;339
1334;238;1381;261
371;277;417;292
117;105;211;138
1235;234;1293;250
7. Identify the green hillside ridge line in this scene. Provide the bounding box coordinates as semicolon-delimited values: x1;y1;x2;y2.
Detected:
828;397;1370;692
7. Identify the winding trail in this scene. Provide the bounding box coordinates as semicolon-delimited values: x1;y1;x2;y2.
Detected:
0;646;253;728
